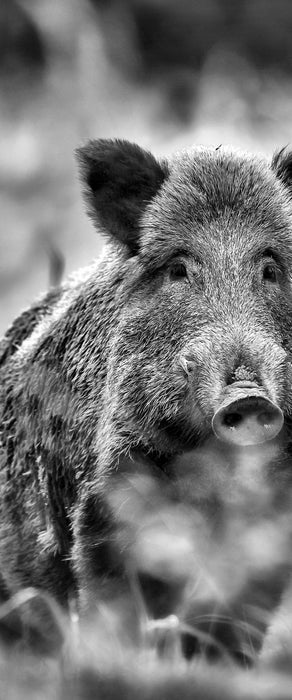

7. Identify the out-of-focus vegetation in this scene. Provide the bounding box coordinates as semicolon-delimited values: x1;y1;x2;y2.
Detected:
1;0;292;334
1;461;292;698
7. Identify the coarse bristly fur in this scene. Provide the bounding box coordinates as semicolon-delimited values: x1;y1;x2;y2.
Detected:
1;141;292;696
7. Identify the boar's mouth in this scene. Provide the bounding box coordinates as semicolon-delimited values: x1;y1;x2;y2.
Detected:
212;384;284;447
154;416;205;452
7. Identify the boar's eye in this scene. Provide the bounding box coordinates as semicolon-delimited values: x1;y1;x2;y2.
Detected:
169;261;188;281
262;261;278;283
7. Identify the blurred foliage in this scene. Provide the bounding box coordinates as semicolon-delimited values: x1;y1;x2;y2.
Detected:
94;0;292;76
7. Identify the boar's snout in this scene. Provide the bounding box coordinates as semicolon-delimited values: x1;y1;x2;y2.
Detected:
212;384;284;446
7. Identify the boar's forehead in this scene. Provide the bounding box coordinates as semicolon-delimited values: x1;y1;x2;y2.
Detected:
140;148;292;266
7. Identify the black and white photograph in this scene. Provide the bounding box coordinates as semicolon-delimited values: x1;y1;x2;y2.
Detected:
1;2;292;698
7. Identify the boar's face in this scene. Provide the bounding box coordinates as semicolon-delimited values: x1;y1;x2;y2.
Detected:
78;141;292;456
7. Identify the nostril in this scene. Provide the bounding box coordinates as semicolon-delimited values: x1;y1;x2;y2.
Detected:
257;411;272;427
223;412;242;428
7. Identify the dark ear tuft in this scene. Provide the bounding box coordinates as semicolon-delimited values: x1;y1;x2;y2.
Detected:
76;139;168;254
272;147;292;194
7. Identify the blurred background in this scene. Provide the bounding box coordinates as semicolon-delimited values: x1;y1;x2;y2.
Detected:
1;0;292;334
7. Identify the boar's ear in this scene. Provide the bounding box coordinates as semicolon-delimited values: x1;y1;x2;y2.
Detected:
76;139;168;254
272;148;292;194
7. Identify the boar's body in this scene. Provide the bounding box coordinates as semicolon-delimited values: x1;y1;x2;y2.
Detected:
1;141;292;630
0;255;125;601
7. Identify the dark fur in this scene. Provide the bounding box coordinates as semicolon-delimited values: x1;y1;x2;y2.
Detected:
76;139;169;253
1;142;292;659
